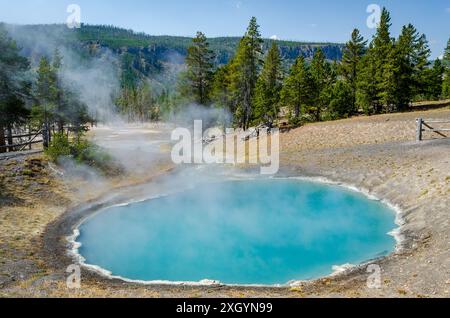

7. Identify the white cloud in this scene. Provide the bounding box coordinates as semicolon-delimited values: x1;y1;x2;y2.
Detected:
438;54;444;60
270;35;278;40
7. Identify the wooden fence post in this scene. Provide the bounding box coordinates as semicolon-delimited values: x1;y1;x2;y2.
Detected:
416;118;423;141
6;124;14;152
0;128;5;154
42;124;49;149
28;125;32;150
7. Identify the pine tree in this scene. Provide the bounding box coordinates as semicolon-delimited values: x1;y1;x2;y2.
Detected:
0;25;31;152
327;80;353;119
280;56;313;122
32;56;60;147
442;39;450;98
412;33;432;98
155;89;174;121
51;48;68;132
253;42;283;126
210;64;233;111
309;48;334;121
423;59;445;100
33;56;57;125
52;48;63;70
229;17;264;129
120;52;140;91
340;29;367;114
135;81;154;122
444;39;450;66
32;49;91;132
356;44;379;114
245;17;264;91
184;31;215;105
389;24;431;109
395;24;416;109
372;7;396;112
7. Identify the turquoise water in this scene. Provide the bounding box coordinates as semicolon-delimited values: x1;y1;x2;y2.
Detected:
77;179;397;285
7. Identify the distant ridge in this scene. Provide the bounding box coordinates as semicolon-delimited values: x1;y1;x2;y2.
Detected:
3;23;344;88
5;23;344;62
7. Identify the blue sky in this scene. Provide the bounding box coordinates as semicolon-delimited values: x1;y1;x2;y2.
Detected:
0;0;449;58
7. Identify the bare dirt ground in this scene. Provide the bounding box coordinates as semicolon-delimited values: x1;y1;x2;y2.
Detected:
0;108;449;298
279;108;450;298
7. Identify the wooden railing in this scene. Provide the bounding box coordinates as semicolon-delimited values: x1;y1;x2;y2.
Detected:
416;118;450;141
0;130;43;152
0;124;92;155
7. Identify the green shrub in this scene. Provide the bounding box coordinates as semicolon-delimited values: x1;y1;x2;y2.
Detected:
288;115;302;126
45;133;71;162
46;132;122;176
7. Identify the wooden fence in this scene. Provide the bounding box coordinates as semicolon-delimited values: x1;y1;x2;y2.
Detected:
0;129;43;153
0;125;90;154
416;118;450;141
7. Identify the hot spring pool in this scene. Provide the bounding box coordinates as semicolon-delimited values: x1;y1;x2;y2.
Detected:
75;179;398;285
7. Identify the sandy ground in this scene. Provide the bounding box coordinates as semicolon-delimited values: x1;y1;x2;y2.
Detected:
0;108;449;298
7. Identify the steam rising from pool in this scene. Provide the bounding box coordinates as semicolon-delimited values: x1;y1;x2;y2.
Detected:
75;179;397;285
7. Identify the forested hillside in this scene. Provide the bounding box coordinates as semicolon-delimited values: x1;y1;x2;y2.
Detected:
6;23;344;82
76;24;344;64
